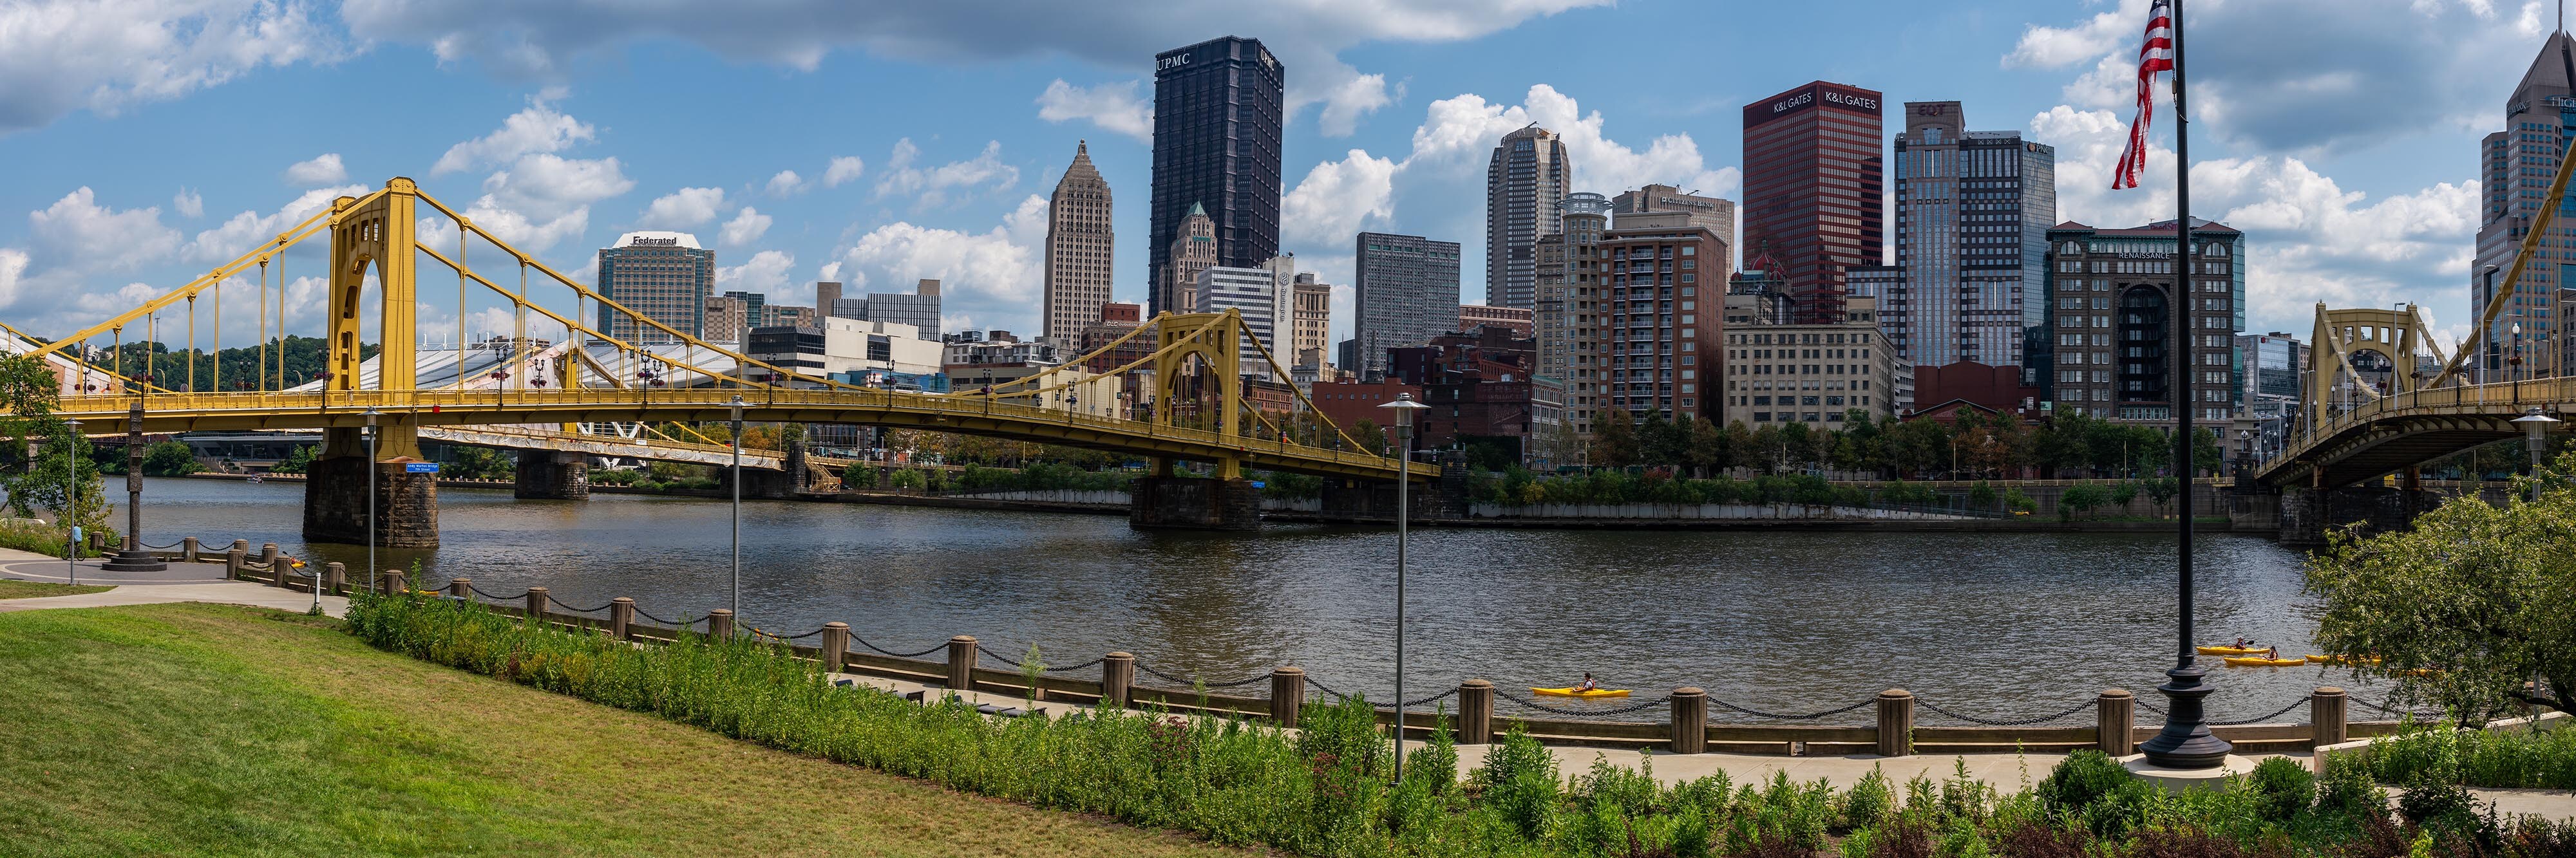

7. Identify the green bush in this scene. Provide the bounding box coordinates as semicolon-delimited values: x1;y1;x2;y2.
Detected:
2247;756;2315;822
140;440;200;476
2318;750;2388;824
841;463;878;489
2036;749;2130;817
1471;722;1559;840
2367;720;2576;790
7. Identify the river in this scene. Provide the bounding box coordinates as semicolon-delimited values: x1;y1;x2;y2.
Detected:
128;476;2378;724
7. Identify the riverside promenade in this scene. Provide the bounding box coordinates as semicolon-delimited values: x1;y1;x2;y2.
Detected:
1;545;2564;821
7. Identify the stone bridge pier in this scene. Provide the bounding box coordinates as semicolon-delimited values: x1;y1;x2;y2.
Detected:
2277;477;2448;548
1130;458;1262;530
514;450;591;499
303;424;439;548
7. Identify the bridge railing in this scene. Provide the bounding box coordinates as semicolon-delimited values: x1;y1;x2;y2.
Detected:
2275;377;2576;474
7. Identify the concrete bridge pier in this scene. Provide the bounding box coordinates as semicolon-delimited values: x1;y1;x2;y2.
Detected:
514;450;591;499
2278;483;2448;548
303;424;440;548
716;434;807;499
1129;473;1262;530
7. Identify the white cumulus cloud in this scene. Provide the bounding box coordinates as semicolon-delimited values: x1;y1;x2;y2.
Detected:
715;249;797;297
832;194;1047;333
874;139;1018;208
719;206;771;247
638;187;726;229
284;153;347;185
183;184;368;263
1035;79;1152;142
1282;149;1399;247
430;95;596;176
0;0;345;135
823;156;865;187
172;188;202;219
766;169;807;196
29;187;180;271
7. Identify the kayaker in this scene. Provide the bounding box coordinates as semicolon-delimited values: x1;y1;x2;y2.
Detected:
1575;672;1598;693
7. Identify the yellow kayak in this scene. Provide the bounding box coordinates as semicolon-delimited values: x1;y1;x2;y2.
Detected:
2222;656;2308;667
1531;687;1631;699
2197;645;2271;655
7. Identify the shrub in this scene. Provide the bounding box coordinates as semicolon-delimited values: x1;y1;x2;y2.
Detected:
1841;765;1895;832
2317;750;2387;824
2395;780;2483;835
1470;722;1558;840
2246;756;2315;821
2036;750;2130;817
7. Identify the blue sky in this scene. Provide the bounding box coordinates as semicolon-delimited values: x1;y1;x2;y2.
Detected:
0;0;2544;351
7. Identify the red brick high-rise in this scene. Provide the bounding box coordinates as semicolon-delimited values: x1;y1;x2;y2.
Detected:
1741;81;1884;326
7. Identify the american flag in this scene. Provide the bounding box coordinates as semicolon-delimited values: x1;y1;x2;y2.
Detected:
2112;0;2176;190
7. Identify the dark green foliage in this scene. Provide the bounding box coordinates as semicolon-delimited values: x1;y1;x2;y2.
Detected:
1472;723;1560;841
139;440;200;476
2317;751;2388;824
953;462;1135;493
2248;756;2316;822
271;444;318;474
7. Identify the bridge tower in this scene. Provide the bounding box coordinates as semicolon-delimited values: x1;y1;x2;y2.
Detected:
304;178;439;547
2275;303;2454;545
1130;311;1260;530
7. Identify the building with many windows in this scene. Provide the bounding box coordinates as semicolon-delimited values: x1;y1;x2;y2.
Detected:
1719;295;1902;429
1485;124;1573;310
2041;219;2246;422
1044;140;1115;344
1889;100;2058;379
1195;255;1296;377
1291;274;1332;368
1533;192;1611;436
2237;331;2304;418
1611;185;1734;263
1352;232;1462;377
1459;304;1534;337
596;231;714;343
1742;81;1884;326
1155;203;1217;316
1598;221;1730;420
2475;31;2576;379
819;279;941;340
1150;36;1283;316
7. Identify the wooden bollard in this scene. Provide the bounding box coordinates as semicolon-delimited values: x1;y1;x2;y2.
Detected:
383;568;406;597
2098;689;2136;755
1270;666;1305;727
224;546;246;579
1102;652;1135;709
1671;687;1709;754
181;537;201;563
821;622;850;673
1457;680;1495;744
1876;689;1915;758
258;543;282;586
707;608;735;638
524;587;549;624
945;636;978;694
2311;687;2348;749
323;562;346;595
609;597;634;640
448;577;471;600
229;539;249;555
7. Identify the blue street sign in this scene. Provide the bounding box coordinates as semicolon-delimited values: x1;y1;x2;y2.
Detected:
404;462;440;473
1249;481;1265;489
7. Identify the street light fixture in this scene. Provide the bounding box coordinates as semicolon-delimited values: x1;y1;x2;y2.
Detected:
2515;407;2557;504
62;418;80;586
728;393;746;628
365;406;379;592
1376;392;1429;786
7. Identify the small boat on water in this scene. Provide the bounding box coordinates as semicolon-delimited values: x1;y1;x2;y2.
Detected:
2197;645;2270;655
2222;656;2309;667
1531;687;1631;700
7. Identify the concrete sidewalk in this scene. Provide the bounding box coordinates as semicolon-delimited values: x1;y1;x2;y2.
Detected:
0;546;346;617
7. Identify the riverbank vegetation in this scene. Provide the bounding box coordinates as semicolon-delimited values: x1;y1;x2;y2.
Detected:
345;592;2574;857
0;602;1246;857
2365;718;2576;790
1581;407;2224;481
2304;451;2576;723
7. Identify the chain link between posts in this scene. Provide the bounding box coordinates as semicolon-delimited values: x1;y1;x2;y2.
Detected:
1496;691;1672;718
1915;698;2099;727
853;636;946;658
1702;696;1878;722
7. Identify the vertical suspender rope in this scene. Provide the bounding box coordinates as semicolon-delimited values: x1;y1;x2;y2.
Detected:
459;219;468;371
211;272;222;393
258;259;269;392
277;245;287;390
516;260;529;393
186;296;196;392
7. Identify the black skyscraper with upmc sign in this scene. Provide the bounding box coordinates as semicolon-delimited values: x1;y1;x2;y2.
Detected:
1149;36;1285;317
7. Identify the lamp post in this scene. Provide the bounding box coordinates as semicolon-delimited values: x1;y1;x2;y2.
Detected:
101;398;164;572
1376;392;1428;786
2512;321;2525;404
364;406;378;592
729;394;746;627
62;418;80;586
2515;407;2557;503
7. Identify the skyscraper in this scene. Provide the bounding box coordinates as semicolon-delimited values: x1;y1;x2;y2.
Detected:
1888;100;2058;377
596;231;714;344
1600;221;1729;420
1150;36;1284;316
1044;140;1113;343
2042;219;2245;423
2474;30;2576;378
1486;124;1573;310
1353;232;1462;376
1742;81;1884;326
1156;203;1217;315
1195;254;1296;375
1535;192;1613;435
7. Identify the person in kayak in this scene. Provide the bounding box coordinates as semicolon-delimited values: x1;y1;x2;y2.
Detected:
1575;672;1598;693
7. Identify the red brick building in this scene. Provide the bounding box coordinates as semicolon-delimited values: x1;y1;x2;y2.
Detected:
1742;80;1884;326
1910;360;2043;420
1311;378;1423;449
1387;328;1566;460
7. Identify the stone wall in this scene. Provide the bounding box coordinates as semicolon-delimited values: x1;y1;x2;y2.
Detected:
1128;476;1260;530
514;451;591;499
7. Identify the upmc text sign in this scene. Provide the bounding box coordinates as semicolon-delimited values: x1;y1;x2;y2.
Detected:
1746;81;1884;128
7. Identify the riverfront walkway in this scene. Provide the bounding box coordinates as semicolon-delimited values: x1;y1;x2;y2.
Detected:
0;548;348;617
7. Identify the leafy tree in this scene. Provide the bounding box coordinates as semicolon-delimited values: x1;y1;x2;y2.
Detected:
0;355;111;540
1349;419;1388;456
140;440;200;476
2108;480;2140;510
2034;411;2099;478
2059;483;2112;521
2142;476;2181;515
2190;426;2222;476
1881;417;1951;477
1777;422;1816;472
1636;411;1687;469
1748;424;1787;474
2002;486;2038;515
272;444;319;474
1967;480;1998;511
2305;454;2576;720
1588;408;1638;469
1683;417;1726;478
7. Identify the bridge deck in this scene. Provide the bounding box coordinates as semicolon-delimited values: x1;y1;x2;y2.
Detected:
2259;379;2566;488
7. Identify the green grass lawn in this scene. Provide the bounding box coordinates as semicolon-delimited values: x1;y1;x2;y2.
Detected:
0;580;111;599
0;602;1255;857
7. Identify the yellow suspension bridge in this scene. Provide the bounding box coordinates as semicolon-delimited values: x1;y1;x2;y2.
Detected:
10;178;1432;546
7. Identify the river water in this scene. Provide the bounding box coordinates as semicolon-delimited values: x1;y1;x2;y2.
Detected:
129;476;2379;724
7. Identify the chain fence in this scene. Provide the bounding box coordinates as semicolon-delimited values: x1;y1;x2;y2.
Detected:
1703;696;1877;722
1496;691;1671;718
1916;698;2098;727
2210;696;2313;726
1135;661;1270;689
853;636;945;659
1400;688;1459;709
630;606;703;628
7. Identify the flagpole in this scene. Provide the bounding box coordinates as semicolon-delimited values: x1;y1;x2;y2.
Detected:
2140;0;2233;770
